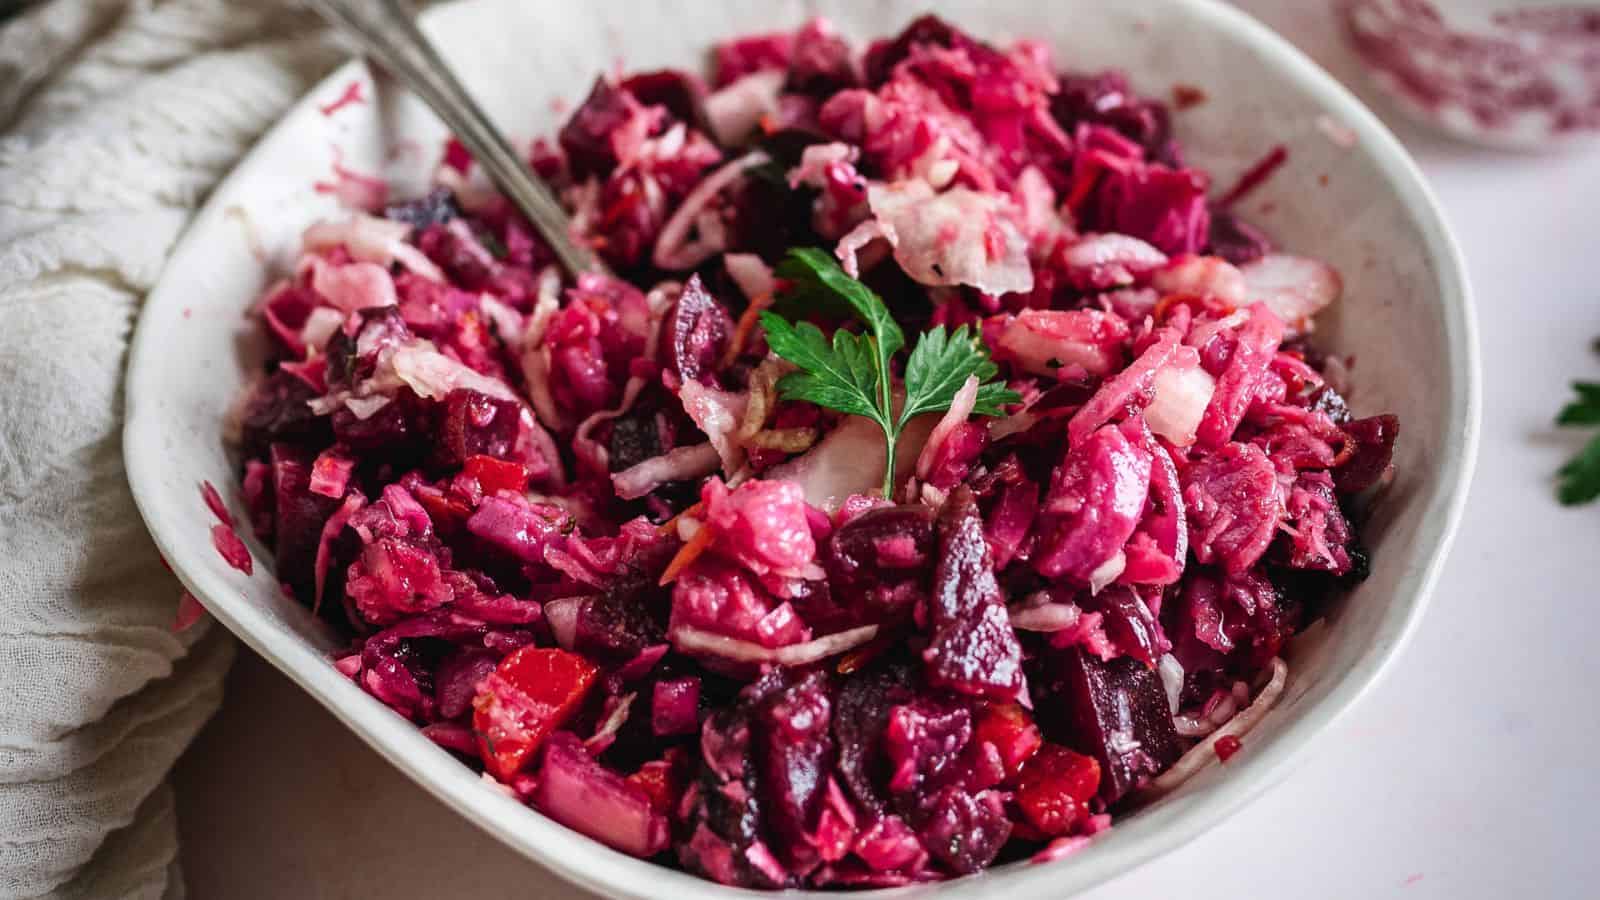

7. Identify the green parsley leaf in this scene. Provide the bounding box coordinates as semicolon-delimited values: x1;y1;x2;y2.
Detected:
1557;381;1600;505
1557;381;1600;426
760;312;885;424
899;324;1022;426
775;248;906;357
763;248;1016;497
1558;433;1600;506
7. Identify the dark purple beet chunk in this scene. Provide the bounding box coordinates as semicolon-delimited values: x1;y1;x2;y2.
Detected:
914;785;1011;875
928;490;993;627
573;592;666;663
1085;585;1168;668
269;443;340;601
607;410;661;473
923;488;1023;698
619;69;706;130
884;696;971;791
923;605;1025;699
433;648;497;720
755;670;835;871
668;274;733;384
1052;70;1175;164
820;505;934;626
880;693;1011;873
862;15;962;86
1031;647;1181;805
680;705;787;888
329;389;428;457
432;388;520;469
239;371;328;457
560;77;638;179
830;662;915;815
1335;414;1399;494
1207;209;1274;265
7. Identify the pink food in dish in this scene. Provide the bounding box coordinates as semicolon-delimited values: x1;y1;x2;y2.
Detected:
226;15;1398;888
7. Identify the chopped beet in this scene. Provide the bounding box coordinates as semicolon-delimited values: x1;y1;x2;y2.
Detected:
240;371;328;457
269;443;339;601
1335;414;1400;494
620;69;707;129
754;670;836;870
830;661;915;815
1031;647;1181;804
923;488;1023;699
668;274;734;384
573;591;667;663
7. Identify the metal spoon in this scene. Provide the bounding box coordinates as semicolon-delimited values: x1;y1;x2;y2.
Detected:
304;0;598;277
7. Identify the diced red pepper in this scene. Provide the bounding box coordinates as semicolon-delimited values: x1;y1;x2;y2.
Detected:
464;454;529;496
1214;734;1242;762
1015;744;1101;836
472;647;599;782
974;702;1043;777
414;485;473;537
625;747;691;816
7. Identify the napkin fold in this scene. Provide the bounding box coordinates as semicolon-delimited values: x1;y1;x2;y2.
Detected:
0;2;337;895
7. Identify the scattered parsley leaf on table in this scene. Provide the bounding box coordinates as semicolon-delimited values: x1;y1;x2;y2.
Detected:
760;248;1020;497
1556;381;1600;505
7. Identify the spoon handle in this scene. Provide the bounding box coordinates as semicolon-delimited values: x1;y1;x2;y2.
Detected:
305;0;597;277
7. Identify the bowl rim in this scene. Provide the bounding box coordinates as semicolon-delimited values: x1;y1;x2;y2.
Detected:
123;0;1480;897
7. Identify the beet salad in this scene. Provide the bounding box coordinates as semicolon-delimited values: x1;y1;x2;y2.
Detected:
224;14;1399;889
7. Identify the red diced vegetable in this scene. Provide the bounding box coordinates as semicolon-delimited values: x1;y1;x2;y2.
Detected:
1214;734;1242;762
473;647;600;782
973;702;1042;777
1014;744;1101;836
626;748;691;815
463;454;529;496
200;480;233;527
211;523;253;575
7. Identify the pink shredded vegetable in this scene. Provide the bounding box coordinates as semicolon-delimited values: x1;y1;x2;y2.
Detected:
226;14;1398;890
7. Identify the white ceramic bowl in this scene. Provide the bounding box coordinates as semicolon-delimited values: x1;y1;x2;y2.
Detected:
124;1;1479;897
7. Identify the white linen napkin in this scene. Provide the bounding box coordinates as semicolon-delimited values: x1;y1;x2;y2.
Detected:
0;2;337;896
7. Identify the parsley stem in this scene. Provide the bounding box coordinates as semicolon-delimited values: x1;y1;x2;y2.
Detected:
881;424;897;499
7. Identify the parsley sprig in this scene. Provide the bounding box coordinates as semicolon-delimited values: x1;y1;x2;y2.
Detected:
1556;381;1600;505
759;248;1018;497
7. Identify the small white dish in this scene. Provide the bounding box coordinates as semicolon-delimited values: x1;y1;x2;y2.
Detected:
1342;0;1600;150
124;1;1478;897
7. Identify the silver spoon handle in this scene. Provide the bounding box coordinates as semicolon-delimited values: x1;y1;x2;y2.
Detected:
306;0;597;277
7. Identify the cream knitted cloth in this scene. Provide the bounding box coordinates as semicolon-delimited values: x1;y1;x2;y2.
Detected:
0;3;337;896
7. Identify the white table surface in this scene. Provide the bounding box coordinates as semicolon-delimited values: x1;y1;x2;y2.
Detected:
173;2;1600;897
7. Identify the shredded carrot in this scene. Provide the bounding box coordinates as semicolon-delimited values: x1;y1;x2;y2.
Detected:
656;501;704;537
659;524;714;586
1330;432;1357;468
722;293;773;368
